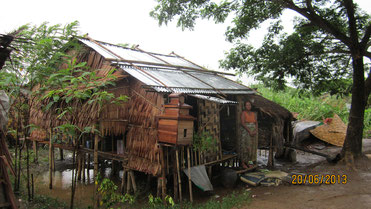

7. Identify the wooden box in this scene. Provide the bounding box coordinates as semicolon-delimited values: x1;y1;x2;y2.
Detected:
158;93;195;145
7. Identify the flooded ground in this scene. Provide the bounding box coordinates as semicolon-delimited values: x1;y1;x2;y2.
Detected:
23;138;371;208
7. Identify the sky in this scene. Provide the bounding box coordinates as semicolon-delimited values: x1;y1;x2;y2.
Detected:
1;0;370;85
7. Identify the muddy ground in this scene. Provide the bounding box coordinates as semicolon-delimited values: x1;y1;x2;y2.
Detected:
15;138;371;208
242;138;371;209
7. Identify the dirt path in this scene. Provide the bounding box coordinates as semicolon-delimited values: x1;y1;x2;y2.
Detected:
241;139;371;209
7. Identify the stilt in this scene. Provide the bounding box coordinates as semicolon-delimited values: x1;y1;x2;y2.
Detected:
77;153;82;180
120;169;127;194
187;146;193;202
93;131;99;209
126;170;132;194
59;148;64;161
52;145;55;172
49;130;53;189
268;133;274;167
160;145;166;200
175;148;182;202
87;154;91;183
173;149;178;202
82;153;86;182
33;141;38;163
129;171;137;193
157;177;161;197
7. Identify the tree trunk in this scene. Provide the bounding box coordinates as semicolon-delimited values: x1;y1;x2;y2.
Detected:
342;55;366;158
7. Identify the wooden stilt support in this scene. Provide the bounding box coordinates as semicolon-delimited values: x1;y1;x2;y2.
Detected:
160;145;166;201
121;169;127;194
126;170;132;194
268;133;274;167
187;146;193;202
87;154;91;183
173;149;178;202
157;177;161;197
93;130;99;209
129;171;137;193
59;148;64;161
77;153;82;180
52;145;55;172
49;129;53;189
175;148;182;202
33;141;38;163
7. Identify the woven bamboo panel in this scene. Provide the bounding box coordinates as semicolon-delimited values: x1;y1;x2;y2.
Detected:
197;99;221;161
310;114;346;147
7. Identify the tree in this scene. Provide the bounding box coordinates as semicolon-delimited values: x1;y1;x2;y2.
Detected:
150;0;371;159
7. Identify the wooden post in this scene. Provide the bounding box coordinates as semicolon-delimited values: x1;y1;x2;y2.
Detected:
93;131;99;209
49;129;53;189
59;148;64;161
130;171;137;193
33;141;38;163
87;154;91;183
187;146;193;202
126;170;132;194
173;154;178;202
77;153;82;180
52;144;55;172
120;169;127;194
175;148;182;202
160;145;166;200
268;132;274;168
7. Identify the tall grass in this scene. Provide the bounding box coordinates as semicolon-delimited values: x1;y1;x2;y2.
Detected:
253;85;371;138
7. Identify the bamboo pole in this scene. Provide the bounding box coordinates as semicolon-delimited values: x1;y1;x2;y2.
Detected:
93;130;99;209
160;145;166;201
126;170;132;194
49;129;53;189
130;171;137;193
33;141;38;163
173;150;178;202
60;148;64;161
268;132;274;168
52;144;55;172
121;169;127;194
176;148;182;202
187;147;193;202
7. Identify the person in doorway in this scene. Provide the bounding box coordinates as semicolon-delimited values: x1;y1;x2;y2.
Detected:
240;101;258;168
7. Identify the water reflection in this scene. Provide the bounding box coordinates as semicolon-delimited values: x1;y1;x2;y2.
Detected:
35;166;123;208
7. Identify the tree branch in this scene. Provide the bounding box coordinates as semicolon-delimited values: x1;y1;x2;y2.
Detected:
343;0;359;50
277;0;352;47
360;24;371;53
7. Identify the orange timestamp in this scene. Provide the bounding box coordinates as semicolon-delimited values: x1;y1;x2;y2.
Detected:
291;174;347;185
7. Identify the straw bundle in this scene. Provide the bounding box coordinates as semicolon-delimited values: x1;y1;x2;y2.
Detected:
310;114;346;147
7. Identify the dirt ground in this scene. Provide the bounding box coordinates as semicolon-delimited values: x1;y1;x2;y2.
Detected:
241;138;371;209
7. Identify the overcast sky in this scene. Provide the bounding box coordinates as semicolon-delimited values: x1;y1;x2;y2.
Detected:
1;0;370;85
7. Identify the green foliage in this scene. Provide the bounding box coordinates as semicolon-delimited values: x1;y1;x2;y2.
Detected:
193;131;217;152
254;85;371;138
96;173;135;208
196;190;250;209
146;194;175;209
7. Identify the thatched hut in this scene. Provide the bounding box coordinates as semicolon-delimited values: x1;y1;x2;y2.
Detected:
29;37;293;200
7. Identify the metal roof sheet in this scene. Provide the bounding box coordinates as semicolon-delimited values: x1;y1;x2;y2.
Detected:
120;65;254;94
189;94;238;104
80;38;255;95
79;39;202;70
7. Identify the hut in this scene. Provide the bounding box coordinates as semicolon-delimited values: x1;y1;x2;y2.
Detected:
29;37;293;201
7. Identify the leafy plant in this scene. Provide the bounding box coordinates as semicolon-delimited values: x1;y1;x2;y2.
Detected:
193;131;217;152
96;173;134;208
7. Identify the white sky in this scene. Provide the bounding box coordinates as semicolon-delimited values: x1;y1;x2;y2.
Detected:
1;0;370;85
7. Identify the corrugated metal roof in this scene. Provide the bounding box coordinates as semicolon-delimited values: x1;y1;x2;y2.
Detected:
79;38;255;95
189;94;238;104
79;38;202;70
121;65;254;94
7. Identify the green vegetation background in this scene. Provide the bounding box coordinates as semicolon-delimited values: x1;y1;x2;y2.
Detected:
253;85;371;138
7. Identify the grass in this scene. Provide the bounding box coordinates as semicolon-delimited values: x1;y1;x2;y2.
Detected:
253;85;371;138
143;190;251;209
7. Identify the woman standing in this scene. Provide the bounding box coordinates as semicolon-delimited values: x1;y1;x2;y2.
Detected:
240;101;258;168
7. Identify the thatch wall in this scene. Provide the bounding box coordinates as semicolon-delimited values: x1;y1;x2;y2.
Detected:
29;46;127;140
125;78;164;175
